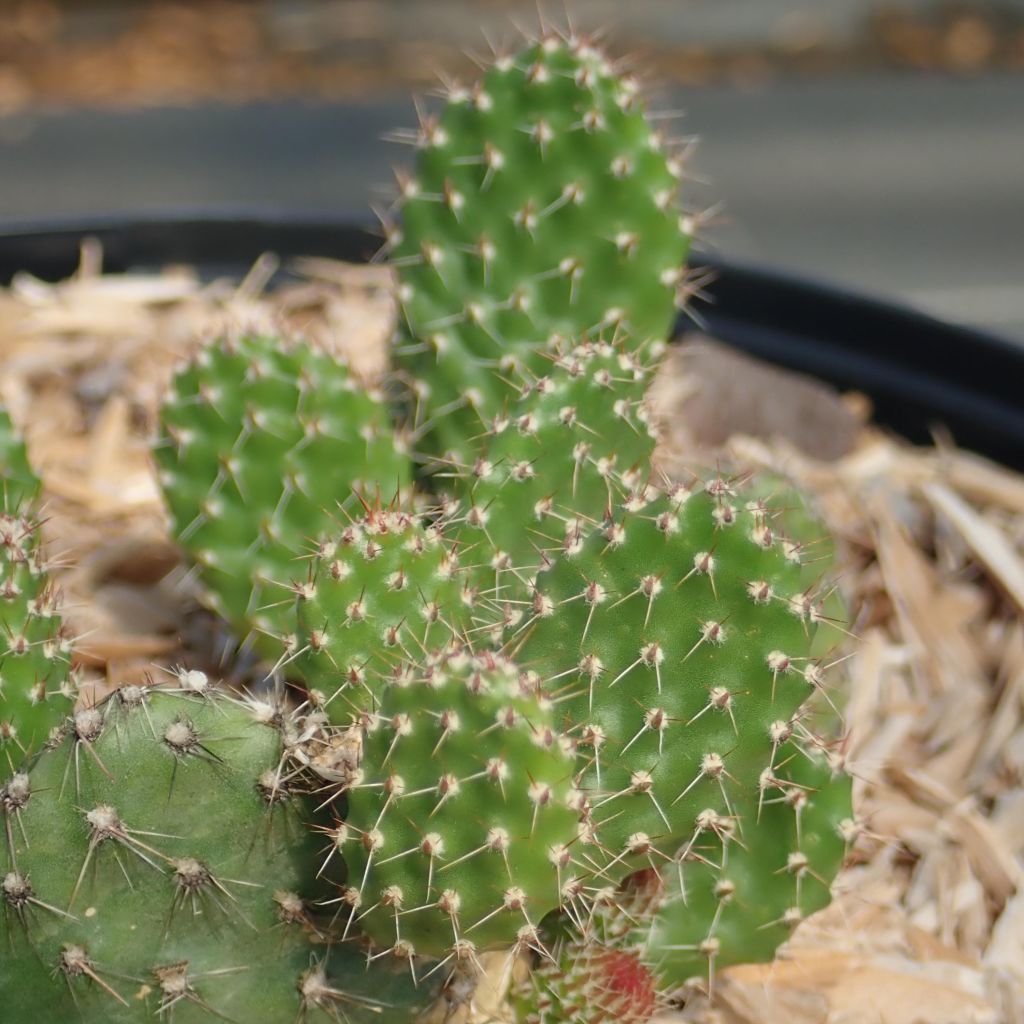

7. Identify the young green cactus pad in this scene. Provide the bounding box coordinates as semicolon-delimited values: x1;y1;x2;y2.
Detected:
293;504;469;722
452;339;659;585
513;939;660;1024
641;742;854;987
155;333;412;663
341;648;580;960
0;411;75;779
0;682;442;1021
390;31;690;461
513;471;834;873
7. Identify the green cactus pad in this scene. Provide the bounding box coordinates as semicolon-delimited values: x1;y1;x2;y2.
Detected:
0;410;76;779
155;334;412;663
342;649;581;959
294;506;470;723
642;742;854;986
0;683;444;1021
514;472;834;873
452;339;659;589
391;33;689;462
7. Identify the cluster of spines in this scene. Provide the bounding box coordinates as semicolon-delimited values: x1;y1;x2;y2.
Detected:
513;938;661;1024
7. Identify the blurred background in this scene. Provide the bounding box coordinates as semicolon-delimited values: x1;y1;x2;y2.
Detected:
1;0;1022;337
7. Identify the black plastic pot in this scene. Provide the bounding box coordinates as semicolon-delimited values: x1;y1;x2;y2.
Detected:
2;211;1022;470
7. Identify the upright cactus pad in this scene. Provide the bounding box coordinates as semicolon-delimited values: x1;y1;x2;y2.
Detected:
155;334;412;662
642;742;854;986
0;683;440;1021
0;410;75;779
453;340;658;586
515;472;833;873
294;505;469;722
342;649;580;959
391;32;690;461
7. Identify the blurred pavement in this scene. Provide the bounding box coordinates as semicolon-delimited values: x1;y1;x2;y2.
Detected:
1;72;1022;339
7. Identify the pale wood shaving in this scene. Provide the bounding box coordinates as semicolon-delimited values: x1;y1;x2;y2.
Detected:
1;249;1022;1021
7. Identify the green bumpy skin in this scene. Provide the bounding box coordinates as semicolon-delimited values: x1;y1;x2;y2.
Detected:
0;410;76;779
514;472;835;874
155;334;412;662
342;649;580;959
0;683;441;1022
391;33;689;462
294;506;469;723
453;340;658;589
641;742;854;986
0;408;39;505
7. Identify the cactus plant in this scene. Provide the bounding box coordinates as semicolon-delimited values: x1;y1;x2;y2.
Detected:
0;19;855;1023
155;333;413;665
340;647;581;960
0;409;76;781
390;32;690;464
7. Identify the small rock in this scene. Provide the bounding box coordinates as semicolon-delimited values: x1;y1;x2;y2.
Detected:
651;335;861;461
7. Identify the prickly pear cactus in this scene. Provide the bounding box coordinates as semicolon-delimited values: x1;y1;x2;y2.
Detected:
155;334;412;663
294;505;469;722
453;339;659;585
391;32;690;462
0;683;442;1021
514;472;834;874
0;410;76;779
341;648;580;959
513;939;660;1024
642;742;854;986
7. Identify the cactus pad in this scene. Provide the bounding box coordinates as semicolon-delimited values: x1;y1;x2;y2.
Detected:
391;33;689;461
342;648;580;959
642;742;854;986
515;472;833;872
453;339;658;586
0;683;442;1021
155;334;412;662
